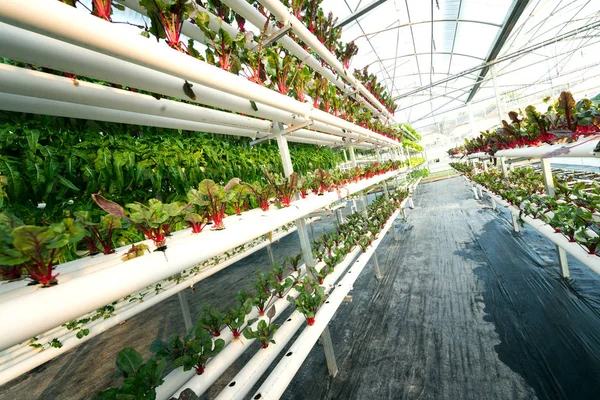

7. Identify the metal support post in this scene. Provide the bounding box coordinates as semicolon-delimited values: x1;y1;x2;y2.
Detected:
266;244;276;267
371;251;383;280
335;208;344;225
501;157;509;178
275;127;337;374
319;327;339;377
491;64;504;126
472;186;479;200
491;198;497;210
540;158;569;278
478;186;484;199
408;196;415;209
175;273;193;332
511;213;520;232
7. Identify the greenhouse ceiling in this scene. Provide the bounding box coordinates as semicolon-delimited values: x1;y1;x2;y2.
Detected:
320;0;600;134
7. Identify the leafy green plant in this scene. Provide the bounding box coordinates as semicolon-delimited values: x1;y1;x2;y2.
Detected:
96;348;166;399
75;211;122;255
285;253;302;272
264;169;298;207
121;243;150;261
227;179;251;215
242;305;279;349
198;304;226;337
188;179;236;230
251;270;273;316
245;181;272;212
196;11;246;72
224;291;253;339
140;0;194;53
288;277;325;326
0;216;85;286
150;327;224;376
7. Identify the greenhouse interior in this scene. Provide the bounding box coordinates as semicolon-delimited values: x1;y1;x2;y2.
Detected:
0;0;599;399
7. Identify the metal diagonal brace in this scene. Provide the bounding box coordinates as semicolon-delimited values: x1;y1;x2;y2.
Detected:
262;21;292;48
250;119;313;145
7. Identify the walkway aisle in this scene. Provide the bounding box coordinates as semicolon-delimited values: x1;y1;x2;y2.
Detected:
284;177;600;400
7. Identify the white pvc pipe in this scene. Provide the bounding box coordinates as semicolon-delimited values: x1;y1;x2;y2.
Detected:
255;0;395;120
494;135;600;158
213;246;362;400
0;223;310;386
0;169;400;350
0;1;397;147
0;24;357;146
252;208;401;399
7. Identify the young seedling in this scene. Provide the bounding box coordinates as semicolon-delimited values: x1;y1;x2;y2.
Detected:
74;211;121;255
198;304;226;337
252;271;273;316
150;327;224;376
288;278;326;326
121;243;150;261
242;305;279;349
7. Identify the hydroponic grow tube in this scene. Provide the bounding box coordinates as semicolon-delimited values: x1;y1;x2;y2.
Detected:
494;135;600;158
468;181;600;276
251;208;402;399
0;1;399;147
0;169;401;350
254;0;396;120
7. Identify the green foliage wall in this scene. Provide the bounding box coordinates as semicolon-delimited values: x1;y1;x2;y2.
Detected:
0;112;343;218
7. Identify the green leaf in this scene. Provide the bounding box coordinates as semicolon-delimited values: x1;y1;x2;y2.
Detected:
115;348;144;377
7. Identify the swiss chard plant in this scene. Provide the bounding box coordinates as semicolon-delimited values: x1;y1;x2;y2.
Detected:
196;11;246;73
264;169;298;207
140;0;194;53
224;291;253;339
288;277;325;326
245;181;273;212
150;326;225;376
188;179;237;230
242;305;279;349
252;270;273;316
96;348;166;399
227;179;251;215
198;304;226;337
74;211;122;255
0;217;85;287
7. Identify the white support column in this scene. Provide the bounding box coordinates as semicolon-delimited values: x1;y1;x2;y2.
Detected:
266;244;276;267
491;198;497;210
540;158;569;278
478;186;484;199
275;127;338;375
472;186;480;200
175;273;193;332
501;157;509;178
511;213;521;233
349;144;383;278
335;208;344;225
483;160;489;172
491;64;504;126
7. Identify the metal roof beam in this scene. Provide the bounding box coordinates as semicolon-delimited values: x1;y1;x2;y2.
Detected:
335;0;388;29
465;0;531;103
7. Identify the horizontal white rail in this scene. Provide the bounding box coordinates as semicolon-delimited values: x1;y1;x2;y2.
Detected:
252;208;401;399
494;135;600;159
0;1;398;147
0;169;401;350
471;182;600;275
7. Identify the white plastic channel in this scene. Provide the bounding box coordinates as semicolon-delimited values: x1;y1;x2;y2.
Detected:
211;247;362;400
0;1;398;147
255;0;395;121
252;208;401;399
217;0;383;119
494;135;600;159
0;169;401;350
0;225;307;386
471;182;600;275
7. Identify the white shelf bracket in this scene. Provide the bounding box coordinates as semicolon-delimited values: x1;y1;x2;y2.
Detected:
262;21;293;48
250;119;313;146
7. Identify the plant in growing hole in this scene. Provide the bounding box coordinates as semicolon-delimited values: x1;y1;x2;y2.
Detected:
358;235;371;253
265;47;298;95
292;65;313;102
245;181;273;212
196;11;246;73
188;179;237;230
92;194;187;250
308;264;332;285
74;211;122;255
264;169;298;207
150;327;224;376
90;0;125;21
0;217;85;287
198;304;226;337
269;275;293;299
285;253;302;272
252;270;273;316
184;211;208;233
121;243;150;261
224;293;253;339
288;277;326;326
96;348;166;399
242;305;279;349
170;388;200;400
140;0;194;53
227;179;252;215
0;212;25;281
312;168;333;195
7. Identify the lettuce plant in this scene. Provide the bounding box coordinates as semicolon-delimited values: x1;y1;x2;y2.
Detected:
150;327;224;375
242;305;279;349
288;278;325;326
